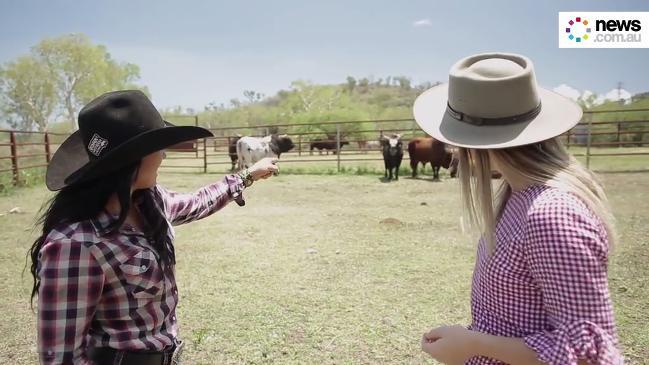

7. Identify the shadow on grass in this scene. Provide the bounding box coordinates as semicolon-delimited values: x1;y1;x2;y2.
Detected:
404;176;445;183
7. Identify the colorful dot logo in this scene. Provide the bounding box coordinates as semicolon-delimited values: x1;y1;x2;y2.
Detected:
566;17;591;42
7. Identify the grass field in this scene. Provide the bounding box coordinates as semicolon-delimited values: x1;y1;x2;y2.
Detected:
0;170;648;364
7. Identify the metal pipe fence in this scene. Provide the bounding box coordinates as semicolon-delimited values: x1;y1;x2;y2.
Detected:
2;108;648;186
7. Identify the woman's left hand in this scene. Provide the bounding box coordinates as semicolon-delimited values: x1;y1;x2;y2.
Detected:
421;325;477;365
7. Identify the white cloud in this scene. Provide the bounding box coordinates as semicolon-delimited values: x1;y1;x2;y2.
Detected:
552;84;633;107
553;84;580;101
581;90;595;100
602;88;632;104
580;90;597;108
413;19;432;27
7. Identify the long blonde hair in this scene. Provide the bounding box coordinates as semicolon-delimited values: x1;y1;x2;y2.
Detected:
457;137;616;252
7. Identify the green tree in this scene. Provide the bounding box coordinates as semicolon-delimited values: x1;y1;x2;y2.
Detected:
243;90;264;104
0;56;57;131
195;75;442;140
358;77;370;90
34;33;146;130
394;76;411;90
345;76;356;94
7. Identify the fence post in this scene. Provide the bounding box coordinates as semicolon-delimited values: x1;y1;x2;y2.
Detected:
298;134;302;156
616;122;621;146
9;131;19;186
44;132;51;163
336;125;341;173
203;138;208;173
195;116;200;158
413;120;418;140
586;114;593;169
566;128;571;149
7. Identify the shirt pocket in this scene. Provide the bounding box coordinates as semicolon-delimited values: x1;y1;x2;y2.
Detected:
119;250;164;301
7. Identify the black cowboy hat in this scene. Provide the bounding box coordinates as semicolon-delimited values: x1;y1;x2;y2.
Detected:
46;90;213;191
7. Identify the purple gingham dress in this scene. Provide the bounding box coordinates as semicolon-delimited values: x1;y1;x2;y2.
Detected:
466;184;623;364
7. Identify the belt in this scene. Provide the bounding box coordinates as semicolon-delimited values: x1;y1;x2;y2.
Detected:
88;339;184;365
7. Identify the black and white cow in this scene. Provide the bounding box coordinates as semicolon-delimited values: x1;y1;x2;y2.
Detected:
381;134;403;181
236;134;295;169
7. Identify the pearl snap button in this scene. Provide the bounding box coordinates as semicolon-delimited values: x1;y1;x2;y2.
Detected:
140;265;147;272
47;350;54;355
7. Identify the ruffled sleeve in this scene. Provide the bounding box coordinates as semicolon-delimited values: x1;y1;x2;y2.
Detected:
525;320;622;364
522;193;623;365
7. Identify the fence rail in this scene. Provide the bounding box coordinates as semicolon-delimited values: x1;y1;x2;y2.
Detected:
2;108;648;186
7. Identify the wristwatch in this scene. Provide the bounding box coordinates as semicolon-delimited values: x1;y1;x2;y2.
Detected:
238;169;254;188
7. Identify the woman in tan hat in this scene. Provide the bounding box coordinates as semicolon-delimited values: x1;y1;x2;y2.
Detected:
29;90;278;364
414;54;623;364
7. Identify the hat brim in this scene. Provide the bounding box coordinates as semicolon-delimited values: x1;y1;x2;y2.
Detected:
412;83;583;149
46;122;213;191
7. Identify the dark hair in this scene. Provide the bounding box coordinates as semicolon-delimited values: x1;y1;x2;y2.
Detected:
28;162;174;304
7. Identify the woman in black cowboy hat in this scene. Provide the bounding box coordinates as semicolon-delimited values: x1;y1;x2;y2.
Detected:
28;90;278;364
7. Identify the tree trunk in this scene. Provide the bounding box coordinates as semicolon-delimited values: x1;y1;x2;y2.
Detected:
65;77;80;131
66;92;77;130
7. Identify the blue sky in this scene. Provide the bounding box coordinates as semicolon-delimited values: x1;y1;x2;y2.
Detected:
1;0;648;109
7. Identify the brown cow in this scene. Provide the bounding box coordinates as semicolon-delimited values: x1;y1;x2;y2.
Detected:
407;137;453;181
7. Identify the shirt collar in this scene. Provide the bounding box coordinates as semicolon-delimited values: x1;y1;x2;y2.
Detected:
90;209;144;237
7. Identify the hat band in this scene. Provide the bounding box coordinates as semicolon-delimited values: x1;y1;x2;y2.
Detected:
446;102;542;126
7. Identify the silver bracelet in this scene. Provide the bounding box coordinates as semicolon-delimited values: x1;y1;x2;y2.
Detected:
238;169;254;188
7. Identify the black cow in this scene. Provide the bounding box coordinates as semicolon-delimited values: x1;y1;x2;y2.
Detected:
381;134;403;181
228;135;242;171
309;138;349;155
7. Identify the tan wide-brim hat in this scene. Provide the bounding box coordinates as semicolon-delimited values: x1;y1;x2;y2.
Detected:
413;53;583;149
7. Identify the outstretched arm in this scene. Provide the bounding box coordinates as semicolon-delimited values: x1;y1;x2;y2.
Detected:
157;157;279;226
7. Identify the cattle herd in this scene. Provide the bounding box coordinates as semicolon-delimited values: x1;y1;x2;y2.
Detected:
225;133;461;181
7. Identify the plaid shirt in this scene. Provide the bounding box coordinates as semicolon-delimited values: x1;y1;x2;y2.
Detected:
37;175;244;364
466;185;623;365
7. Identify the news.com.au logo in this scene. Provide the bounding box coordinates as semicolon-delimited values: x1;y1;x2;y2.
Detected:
559;12;648;48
